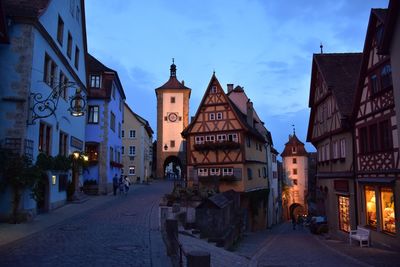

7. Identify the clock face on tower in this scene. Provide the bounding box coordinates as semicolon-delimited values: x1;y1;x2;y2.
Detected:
168;112;178;122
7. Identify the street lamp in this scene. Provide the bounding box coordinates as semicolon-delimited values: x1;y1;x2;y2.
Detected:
30;81;86;123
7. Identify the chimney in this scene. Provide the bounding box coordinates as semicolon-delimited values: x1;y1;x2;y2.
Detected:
246;99;254;127
182;80;185;86
227;84;234;93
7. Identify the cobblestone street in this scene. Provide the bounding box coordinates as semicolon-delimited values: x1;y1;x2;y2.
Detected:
0;181;173;267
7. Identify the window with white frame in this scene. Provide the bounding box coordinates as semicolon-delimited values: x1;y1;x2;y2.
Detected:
129;166;135;175
205;135;215;142
130;130;136;138
121;130;125;138
222;168;233;176
216;112;223;120
198;168;208;176
210;168;220;176
90;75;101;88
217;134;226;142
211;86;217;93
325;143;330;161
332;141;339;159
195;136;204;144
121;146;124;155
340;139;346;158
129;146;136;156
227;133;238;142
209;113;215;120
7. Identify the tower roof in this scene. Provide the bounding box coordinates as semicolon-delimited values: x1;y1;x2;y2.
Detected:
281;134;308;157
156;60;190;90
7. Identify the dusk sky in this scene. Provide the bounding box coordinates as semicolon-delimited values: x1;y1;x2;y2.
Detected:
84;0;389;157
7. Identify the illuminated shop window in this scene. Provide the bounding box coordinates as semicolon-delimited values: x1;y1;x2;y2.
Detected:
338;196;350;232
365;186;377;228
381;187;396;234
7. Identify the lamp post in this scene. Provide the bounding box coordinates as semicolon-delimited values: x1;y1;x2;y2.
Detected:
29;81;87;124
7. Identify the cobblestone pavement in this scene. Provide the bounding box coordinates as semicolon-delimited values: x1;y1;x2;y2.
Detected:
0;181;173;267
235;222;400;267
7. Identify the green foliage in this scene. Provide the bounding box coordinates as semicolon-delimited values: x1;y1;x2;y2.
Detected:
0;148;43;223
53;155;72;171
36;153;54;170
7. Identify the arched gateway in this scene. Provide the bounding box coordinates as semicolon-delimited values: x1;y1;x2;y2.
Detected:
155;61;191;179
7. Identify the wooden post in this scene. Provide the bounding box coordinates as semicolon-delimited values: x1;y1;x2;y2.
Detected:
166;219;178;256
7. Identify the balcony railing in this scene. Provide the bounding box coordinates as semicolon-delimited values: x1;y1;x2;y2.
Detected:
194;141;240;151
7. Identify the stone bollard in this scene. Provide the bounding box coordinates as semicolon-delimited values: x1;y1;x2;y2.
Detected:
186;250;210;267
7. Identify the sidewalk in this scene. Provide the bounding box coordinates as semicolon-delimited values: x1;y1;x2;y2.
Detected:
0;193;115;247
234;222;400;267
313;232;400;267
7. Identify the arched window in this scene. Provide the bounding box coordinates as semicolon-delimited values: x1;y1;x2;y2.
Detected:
381;64;392;90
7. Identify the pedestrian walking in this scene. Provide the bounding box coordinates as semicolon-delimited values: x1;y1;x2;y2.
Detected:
119;176;124;195
123;176;130;195
292;216;296;230
112;174;119;196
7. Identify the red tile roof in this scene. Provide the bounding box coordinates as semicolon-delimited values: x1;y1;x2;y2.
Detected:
281;134;308;157
156;76;190;90
313;53;363;117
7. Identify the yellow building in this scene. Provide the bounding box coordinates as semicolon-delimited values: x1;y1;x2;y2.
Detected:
122;103;154;183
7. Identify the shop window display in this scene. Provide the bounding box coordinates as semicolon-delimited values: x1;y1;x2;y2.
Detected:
365;186;377;228
338;196;350;232
381;187;396;234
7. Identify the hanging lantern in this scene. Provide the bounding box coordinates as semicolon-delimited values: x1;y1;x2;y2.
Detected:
69;87;86;117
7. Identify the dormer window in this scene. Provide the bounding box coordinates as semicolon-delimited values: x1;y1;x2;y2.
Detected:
90;75;101;88
292;147;297;153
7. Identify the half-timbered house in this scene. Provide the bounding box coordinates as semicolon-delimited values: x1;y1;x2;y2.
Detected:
307;53;362;238
353;8;399;248
182;73;269;231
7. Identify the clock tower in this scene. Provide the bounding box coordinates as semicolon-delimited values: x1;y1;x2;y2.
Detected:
155;60;191;179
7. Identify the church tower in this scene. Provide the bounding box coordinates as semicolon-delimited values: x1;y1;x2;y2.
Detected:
281;132;309;219
155;61;191;178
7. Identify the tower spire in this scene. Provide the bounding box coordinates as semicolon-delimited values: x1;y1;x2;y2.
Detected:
292;124;296;135
170;58;176;77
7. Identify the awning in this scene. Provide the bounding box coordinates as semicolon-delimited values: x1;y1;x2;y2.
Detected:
357;177;396;184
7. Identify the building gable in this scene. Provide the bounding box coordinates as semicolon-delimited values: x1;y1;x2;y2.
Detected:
183;74;245;136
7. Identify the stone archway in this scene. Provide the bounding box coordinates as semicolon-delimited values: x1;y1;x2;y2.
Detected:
36;173;50;213
163;156;183;180
289;203;304;220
